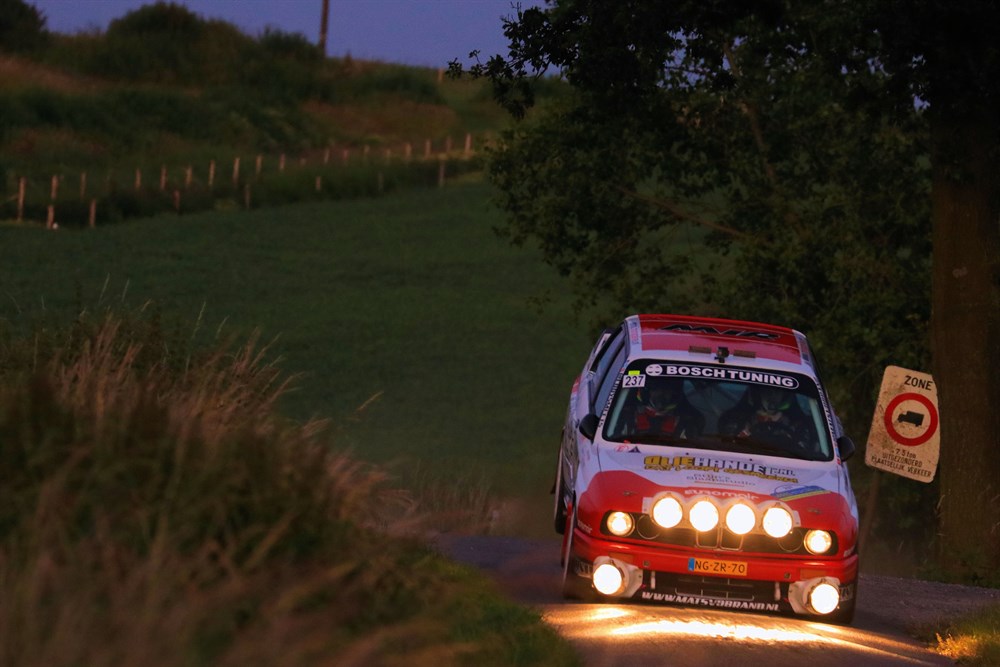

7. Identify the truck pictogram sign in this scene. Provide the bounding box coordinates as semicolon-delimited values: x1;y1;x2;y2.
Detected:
866;366;940;483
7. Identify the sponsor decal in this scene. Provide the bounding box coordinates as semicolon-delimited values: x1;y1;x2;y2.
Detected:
772;485;829;501
614;444;641;453
644;455;798;483
663;364;799;388
639;591;781;612
646;364;663;376
660;324;781;341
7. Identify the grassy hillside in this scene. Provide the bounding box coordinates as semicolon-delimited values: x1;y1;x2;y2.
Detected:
0;179;593;535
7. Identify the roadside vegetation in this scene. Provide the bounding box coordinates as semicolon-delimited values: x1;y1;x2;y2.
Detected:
0;306;578;667
930;606;1000;666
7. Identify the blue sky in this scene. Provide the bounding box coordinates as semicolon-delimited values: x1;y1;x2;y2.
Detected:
31;0;544;68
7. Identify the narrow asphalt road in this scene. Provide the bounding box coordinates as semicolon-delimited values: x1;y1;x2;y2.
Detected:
436;535;1000;666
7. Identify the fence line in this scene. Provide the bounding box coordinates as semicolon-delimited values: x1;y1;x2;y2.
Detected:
5;133;485;229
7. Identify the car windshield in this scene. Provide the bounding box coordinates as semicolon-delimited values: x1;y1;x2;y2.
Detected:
602;360;833;461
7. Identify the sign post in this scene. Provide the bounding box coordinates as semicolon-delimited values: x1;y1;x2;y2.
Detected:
865;365;940;482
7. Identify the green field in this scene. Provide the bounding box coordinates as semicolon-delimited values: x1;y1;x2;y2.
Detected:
0;178;593;535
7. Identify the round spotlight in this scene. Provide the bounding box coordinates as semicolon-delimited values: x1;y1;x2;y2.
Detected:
808;582;840;615
651;496;683;529
725;502;756;535
592;562;626;596
762;506;793;538
804;529;833;555
689;499;719;532
606;511;634;536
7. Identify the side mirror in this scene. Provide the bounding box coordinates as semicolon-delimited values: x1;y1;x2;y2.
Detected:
837;435;856;461
579;413;599;441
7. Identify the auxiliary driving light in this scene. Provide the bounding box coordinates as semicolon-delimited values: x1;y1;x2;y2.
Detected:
606;511;634;536
804;529;833;555
725;502;756;535
762;506;793;538
808;582;840;615
592;562;626;596
689;499;720;532
651;496;683;529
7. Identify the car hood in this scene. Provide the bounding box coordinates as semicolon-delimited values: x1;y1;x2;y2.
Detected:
598;443;845;500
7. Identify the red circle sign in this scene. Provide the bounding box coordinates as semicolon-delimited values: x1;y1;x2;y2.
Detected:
883;393;938;446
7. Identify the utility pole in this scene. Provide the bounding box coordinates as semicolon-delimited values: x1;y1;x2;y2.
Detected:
318;0;330;55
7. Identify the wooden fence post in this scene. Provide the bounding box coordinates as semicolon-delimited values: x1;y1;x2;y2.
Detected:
323;147;331;164
160;165;167;191
341;148;350;164
404;142;412;161
88;199;97;228
255;154;263;177
185;166;193;188
46;205;55;229
315;175;322;193
80;172;87;199
464;133;472;157
208;160;216;187
134;168;142;190
17;177;25;222
50;174;59;201
424;139;431;159
279;154;286;172
232;157;241;186
363;145;370;163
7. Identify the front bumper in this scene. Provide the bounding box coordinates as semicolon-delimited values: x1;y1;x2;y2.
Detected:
571;528;858;616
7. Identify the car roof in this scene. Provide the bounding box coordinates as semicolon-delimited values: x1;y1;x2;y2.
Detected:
625;314;816;373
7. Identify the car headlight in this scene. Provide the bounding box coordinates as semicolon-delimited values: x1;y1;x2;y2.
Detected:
689;499;719;532
606;511;634;536
651;496;683;529
762;506;793;538
725;502;756;535
804;529;833;554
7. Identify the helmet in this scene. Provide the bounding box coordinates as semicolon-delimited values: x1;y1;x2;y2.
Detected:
754;387;793;413
646;380;682;413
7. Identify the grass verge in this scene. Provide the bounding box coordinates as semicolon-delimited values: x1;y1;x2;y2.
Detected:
0;308;579;667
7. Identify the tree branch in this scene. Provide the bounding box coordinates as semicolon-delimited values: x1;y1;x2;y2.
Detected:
615;185;752;241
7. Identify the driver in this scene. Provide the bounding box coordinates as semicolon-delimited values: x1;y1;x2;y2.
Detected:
633;379;704;439
719;385;810;447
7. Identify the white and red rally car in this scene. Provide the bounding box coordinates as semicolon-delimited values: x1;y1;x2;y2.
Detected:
554;314;859;623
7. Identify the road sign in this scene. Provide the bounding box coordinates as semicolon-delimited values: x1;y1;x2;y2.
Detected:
866;366;939;482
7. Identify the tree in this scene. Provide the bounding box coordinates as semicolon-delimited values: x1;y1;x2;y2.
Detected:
869;0;1000;580
0;0;48;54
455;0;999;579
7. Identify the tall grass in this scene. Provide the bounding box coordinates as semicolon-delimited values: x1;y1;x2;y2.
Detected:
0;309;577;666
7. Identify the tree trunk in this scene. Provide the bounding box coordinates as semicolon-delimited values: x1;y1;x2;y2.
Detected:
931;111;1000;579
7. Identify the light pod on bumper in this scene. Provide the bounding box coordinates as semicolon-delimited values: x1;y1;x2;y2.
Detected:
808;582;840;615
651;495;683;529
592;562;626;596
725;502;756;535
762;505;794;538
689;499;720;532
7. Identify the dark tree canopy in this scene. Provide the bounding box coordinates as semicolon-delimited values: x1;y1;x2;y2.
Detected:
456;0;1000;580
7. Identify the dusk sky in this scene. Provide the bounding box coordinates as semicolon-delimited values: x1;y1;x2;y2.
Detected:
30;0;544;69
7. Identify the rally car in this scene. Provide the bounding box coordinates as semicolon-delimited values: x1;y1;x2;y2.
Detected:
554;314;859;623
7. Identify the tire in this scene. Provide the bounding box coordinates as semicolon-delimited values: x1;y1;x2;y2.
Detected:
560;502;591;600
553;455;568;534
828;583;857;625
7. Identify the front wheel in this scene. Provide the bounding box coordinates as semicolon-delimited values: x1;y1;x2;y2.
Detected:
553;455;568;534
560;502;589;600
